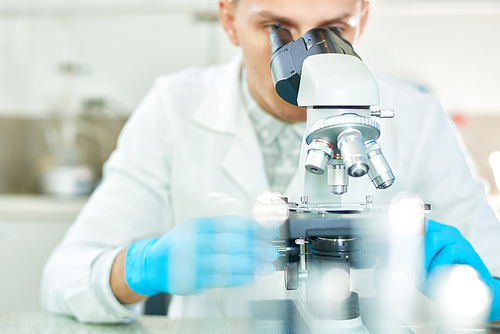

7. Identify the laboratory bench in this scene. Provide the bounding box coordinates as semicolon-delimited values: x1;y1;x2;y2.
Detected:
3;194;500;333
2;311;500;334
0;194;88;222
0;312;250;334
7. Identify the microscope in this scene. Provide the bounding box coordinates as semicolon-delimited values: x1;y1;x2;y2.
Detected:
267;26;406;333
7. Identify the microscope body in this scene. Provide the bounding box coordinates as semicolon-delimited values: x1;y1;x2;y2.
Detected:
296;53;383;204
269;27;397;332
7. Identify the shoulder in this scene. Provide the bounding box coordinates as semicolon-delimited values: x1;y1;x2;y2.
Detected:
142;55;242;124
374;73;443;115
374;73;442;112
372;72;447;136
154;62;229;92
150;63;227;105
118;59;238;140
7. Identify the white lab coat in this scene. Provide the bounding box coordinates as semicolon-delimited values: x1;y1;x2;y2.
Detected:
41;53;500;323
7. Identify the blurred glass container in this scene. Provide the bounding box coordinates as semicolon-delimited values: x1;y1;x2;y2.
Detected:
0;115;126;195
38;165;94;197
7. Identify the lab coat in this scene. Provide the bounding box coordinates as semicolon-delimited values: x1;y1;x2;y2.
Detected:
41;53;500;323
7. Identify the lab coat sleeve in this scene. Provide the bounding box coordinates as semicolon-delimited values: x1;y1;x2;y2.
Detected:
407;98;500;277
41;78;177;323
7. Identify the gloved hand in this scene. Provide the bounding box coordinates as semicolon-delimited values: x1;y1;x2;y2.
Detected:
124;215;278;296
423;219;500;321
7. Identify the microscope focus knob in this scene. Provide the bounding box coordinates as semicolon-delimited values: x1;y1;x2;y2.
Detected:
284;262;299;290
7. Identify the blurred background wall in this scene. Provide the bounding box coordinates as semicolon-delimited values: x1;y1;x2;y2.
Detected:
0;0;500;312
1;0;499;194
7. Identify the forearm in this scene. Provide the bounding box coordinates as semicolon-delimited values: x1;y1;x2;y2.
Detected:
110;249;148;304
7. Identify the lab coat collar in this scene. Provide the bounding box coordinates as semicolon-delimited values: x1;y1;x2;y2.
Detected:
191;52;244;134
192;52;270;200
221;118;270;201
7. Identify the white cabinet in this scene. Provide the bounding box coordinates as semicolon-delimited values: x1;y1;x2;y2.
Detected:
0;196;86;312
0;0;235;117
0;0;217;12
357;10;500;114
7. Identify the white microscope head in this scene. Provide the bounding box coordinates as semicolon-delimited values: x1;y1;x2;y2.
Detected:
269;27;395;201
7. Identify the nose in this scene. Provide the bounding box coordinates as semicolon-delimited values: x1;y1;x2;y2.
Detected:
293;26;317;40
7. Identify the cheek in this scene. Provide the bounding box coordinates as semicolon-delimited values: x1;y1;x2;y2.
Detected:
343;21;363;44
241;41;272;78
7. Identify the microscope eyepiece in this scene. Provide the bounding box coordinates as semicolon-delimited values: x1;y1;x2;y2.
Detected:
269;27;362;106
269;26;294;54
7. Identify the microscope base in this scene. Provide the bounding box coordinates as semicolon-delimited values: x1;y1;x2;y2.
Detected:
293;299;370;334
250;299;414;333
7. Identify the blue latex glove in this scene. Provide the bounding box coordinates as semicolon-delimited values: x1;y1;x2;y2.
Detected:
124;215;279;296
424;219;500;321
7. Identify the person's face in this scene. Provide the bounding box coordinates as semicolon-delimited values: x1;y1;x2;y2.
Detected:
219;0;370;123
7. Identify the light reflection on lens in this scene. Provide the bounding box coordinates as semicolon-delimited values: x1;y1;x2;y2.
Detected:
321;268;351;300
252;191;289;229
203;192;248;216
389;191;425;236
439;265;491;319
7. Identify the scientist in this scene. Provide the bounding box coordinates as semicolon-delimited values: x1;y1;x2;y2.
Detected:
42;0;500;323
